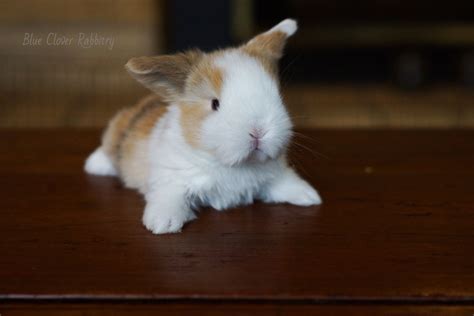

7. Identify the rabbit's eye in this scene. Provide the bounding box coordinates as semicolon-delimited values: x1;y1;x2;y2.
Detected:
211;98;220;111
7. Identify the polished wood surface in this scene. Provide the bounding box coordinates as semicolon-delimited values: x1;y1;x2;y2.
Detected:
2;303;474;315
0;129;473;313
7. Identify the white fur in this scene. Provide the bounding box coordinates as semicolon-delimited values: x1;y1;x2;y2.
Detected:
86;19;321;234
271;18;298;36
142;104;321;234
84;147;117;176
141;50;321;234
247;19;298;47
259;167;322;206
200;51;292;166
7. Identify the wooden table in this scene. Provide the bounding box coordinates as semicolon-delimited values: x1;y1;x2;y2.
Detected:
1;129;473;315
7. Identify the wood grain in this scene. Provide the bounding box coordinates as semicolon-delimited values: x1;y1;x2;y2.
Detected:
0;129;473;311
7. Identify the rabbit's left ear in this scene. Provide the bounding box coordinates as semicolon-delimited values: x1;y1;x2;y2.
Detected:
125;50;202;100
243;19;297;61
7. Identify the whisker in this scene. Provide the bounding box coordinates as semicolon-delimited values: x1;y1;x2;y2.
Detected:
292;131;323;145
290;140;329;160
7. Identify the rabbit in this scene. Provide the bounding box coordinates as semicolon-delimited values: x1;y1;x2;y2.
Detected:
84;18;322;234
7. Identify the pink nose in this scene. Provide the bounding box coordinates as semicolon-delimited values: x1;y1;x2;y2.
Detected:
249;130;261;149
249;128;263;139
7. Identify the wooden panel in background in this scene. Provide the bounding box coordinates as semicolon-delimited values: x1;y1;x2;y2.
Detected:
2;84;474;128
284;84;474;128
0;0;164;128
0;0;159;24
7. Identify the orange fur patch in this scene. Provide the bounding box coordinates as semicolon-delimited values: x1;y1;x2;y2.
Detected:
180;60;223;148
243;49;279;79
187;59;223;96
246;30;287;59
203;63;223;92
101;94;166;168
179;101;209;148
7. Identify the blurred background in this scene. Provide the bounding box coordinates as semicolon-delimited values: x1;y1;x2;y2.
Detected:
1;0;474;128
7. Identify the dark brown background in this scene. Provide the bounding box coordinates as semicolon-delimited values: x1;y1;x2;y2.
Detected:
1;1;474;314
1;0;474;128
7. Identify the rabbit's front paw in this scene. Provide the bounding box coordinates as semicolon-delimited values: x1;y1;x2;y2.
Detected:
284;181;322;206
142;205;196;234
262;168;322;206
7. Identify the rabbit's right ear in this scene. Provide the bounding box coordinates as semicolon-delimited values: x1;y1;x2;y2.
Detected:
243;19;297;61
125;50;202;100
241;19;297;77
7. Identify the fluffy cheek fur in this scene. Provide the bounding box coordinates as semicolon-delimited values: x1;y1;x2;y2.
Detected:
197;53;294;166
200;114;253;165
178;54;295;166
199;110;293;166
178;102;251;166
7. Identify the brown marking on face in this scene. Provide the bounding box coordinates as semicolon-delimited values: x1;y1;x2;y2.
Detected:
179;101;210;148
186;58;224;96
179;58;224;148
204;63;223;93
243;49;279;79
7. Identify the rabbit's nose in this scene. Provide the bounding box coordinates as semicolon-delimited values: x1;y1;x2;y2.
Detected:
249;128;266;150
249;131;260;139
249;133;260;149
249;128;265;139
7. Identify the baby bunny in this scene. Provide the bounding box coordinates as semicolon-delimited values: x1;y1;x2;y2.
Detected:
85;19;322;234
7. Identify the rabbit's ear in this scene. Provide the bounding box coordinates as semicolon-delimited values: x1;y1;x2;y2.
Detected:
125;50;203;100
243;19;297;61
